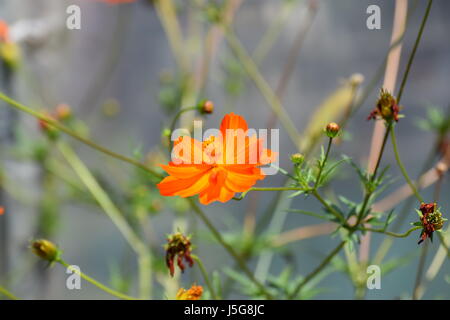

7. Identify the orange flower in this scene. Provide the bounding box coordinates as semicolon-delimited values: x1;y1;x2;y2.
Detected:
157;113;276;205
0;20;10;43
176;285;203;300
0;207;4;216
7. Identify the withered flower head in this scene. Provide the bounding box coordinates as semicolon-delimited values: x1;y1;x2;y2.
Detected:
325;122;340;138
175;285;203;300
31;239;60;262
417;203;446;244
164;232;194;277
367;88;401;123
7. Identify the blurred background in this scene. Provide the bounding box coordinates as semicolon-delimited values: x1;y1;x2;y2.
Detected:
0;0;449;299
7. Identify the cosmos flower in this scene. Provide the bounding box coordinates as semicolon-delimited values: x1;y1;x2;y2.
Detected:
176;285;203;300
157;112;276;205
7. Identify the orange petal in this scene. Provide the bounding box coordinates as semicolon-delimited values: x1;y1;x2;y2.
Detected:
157;171;208;197
220;113;248;137
160;163;211;179
224;169;263;192
175;173;211;197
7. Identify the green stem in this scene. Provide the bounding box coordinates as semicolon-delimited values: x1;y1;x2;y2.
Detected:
0;285;18;300
314;137;333;189
311;189;346;224
358;226;421;238
188;198;274;300
57;259;138;300
191;254;218;300
0;92;161;179
57;142;152;299
390;126;424;202
233;186;306;200
396;0;433;103
356;123;392;226
288;240;347;299
167;106;198;151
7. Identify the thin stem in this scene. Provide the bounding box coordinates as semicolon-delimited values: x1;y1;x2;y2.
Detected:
191;254;218;300
57;142;152;299
371;123;392;179
356;124;392;226
358;226;421;238
57;259;138;300
0;285;18;300
233;186;307;200
188;198;274;300
0;92;161;179
390;126;424;202
311;189;346;224
288;240;346;299
412;242;429;300
396;0;433;103
167;106;198;151
314;137;332;189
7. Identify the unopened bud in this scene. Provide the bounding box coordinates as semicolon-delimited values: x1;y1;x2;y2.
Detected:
199;100;214;114
55;104;72;121
325;122;340;138
290;153;304;165
31;239;60;262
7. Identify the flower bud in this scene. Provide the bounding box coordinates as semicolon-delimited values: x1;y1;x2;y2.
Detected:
325;122;340;138
199;100;214;114
38;111;59;140
31;239;60;262
290;153;304;166
55;104;72;121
